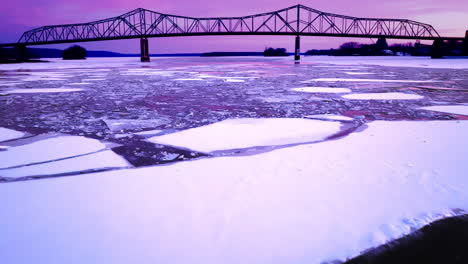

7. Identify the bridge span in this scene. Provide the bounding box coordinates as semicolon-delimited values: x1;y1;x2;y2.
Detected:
1;4;466;61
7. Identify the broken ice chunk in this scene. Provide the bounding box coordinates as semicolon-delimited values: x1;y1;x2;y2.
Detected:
103;119;169;133
148;118;342;153
0;127;25;142
0;136;106;169
0;150;129;178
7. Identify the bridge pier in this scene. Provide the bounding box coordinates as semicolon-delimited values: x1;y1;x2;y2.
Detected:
464;30;468;56
15;45;29;62
294;35;301;61
431;39;444;59
140;37;150;62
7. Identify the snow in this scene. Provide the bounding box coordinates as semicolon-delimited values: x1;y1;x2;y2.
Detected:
0;136;107;169
0;88;85;94
302;78;437;83
0;127;25;142
304;114;354;121
292;87;352;93
148;118;342;153
420;105;468;116
342;92;424;100
1;120;467;264
0;150;129;179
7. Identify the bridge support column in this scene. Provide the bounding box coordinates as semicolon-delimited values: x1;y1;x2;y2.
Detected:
431;39;444;59
294;35;301;61
140;37;150;62
15;45;29;62
463;30;468;56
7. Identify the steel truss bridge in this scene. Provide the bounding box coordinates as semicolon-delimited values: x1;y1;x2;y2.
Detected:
1;4;465;61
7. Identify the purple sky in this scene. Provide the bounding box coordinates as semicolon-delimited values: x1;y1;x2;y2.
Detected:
1;0;467;53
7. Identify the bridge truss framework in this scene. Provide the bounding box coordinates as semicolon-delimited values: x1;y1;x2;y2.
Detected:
2;4;465;61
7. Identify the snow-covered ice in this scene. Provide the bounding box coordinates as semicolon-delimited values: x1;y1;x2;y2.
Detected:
303;78;437;83
0;150;129;178
0;82;23;86
134;129;164;136
0;88;85;94
292;87;352;93
224;79;245;83
420;105;468;116
67;82;93;85
148;118;342;153
304;114;354;121
81;78;106;81
174;78;204;81
342;92;424;100
1;120;467;264
0;127;25;142
0;136;107;169
103;119;169;132
303;56;468;69
344;72;375;75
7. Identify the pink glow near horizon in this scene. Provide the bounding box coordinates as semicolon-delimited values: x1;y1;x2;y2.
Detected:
1;0;467;53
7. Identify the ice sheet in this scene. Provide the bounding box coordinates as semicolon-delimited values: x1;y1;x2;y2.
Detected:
1;121;467;264
148;118;342;152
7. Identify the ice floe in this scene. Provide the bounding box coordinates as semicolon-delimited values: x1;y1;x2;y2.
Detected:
0;127;25;142
292;87;352;93
420;105;468;116
1;121;467;264
303;56;468;69
0;150;129;179
103;119;169;132
134;129;164;136
67;82;93;85
0;88;85;94
304;114;354;121
342;92;424;100
148;118;342;153
302;78;436;83
174;78;204;81
343;72;375;75
81;78;106;81
224;79;245;83
0;82;24;86
0;136;107;169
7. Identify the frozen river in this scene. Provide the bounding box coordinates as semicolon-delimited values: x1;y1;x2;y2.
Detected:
1;56;468;263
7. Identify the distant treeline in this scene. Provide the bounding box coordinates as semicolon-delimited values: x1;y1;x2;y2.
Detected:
305;38;468;57
0;47;134;60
